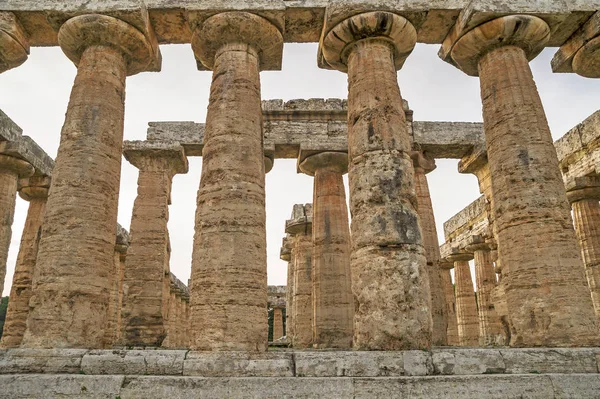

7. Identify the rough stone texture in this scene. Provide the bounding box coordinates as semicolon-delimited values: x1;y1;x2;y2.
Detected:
0;176;49;348
0;12;30;74
452;16;600;347
0;136;55;178
189;12;282;351
0;109;23;143
0;349;88;374
81;350;186;376
286;204;313;348
431;349;504;375
272;307;284;340
441;269;459;346
183;352;293;377
294;351;404;377
472;247;505;346
280;235;294;340
453;258;478;347
0;155;34;302
321;12;431;350
500;348;600;374
22;15;159;349
120;142;188;347
299;152;353;348
413;153;447;346
552;11;600;77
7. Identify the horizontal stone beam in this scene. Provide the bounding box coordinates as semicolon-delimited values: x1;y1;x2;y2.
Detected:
147;99;484;160
442;195;491;252
169;272;189;301
0;109;22;142
268;285;286;308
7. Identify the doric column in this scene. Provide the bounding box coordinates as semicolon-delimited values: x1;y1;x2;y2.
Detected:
0;175;48;348
412;152;448;346
321;11;431;350
467;237;505;346
188;11;283;351
447;253;478;347
23;14;160;348
120;142;188;347
105;229;128;347
448;15;599;346
567;176;600;319
280;235;294;340
285;204;313;348
299;151;353;348
0;155;34;295
0;12;29;73
272;307;284;340
440;261;459;346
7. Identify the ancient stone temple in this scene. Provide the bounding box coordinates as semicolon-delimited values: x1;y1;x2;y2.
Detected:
1;1;600;398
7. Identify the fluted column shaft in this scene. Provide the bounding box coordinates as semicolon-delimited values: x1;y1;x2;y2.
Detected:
441;268;459;345
473;247;505;346
292;232;313;347
453;259;478;346
280;235;294;341
23;14;159;348
571;197;600;318
413;154;448;345
1;176;47;348
122;156;183;347
450;15;598;346
272;307;284;340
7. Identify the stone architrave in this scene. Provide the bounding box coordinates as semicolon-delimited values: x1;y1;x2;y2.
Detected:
320;11;432;350
286;204;313;348
22;14;160;348
280;235;294;340
567;176;600;319
412;152;448;346
121;142;188;347
0;175;48;348
188;11;283;351
272;307;284;340
299;151;353;349
0;155;34;294
467;238;505;346
448;15;599;346
448;253;478;347
440;261;459;346
0;12;29;73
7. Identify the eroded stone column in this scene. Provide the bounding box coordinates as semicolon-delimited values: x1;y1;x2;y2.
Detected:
321;11;431;350
299;152;353;348
567;176;600;319
450;15;599;346
272;307;284;340
412;152;448;346
23;14;160;348
0;155;33;296
440;262;459;346
121;143;187;347
105;231;128;347
467;238;505;346
280;235;294;340
286;204;313;348
0;175;48;348
448;254;478;347
188;12;283;351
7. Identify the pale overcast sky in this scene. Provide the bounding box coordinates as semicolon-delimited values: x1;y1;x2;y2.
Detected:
1;43;599;296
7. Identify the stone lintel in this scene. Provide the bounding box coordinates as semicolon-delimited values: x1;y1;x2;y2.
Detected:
0;135;55;177
0;109;22;143
268;285;286;308
458;145;487;175
412;121;484;159
285;203;312;235
552;11;600;75
123;140;188;174
555;110;600;183
443;195;489;241
169;272;190;301
438;1;599;67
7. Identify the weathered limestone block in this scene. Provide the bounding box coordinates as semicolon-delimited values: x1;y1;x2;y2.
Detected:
81;349;186;376
412;152;447;346
121;141;188;348
272;307;284;341
0;176;49;348
447;15;599;347
285;204;313;348
0;348;88;374
567;175;600;319
299;151;353;348
22;13;161;349
448;253;478;347
320;11;431;350
183;352;294;377
0;155;34;297
0;12;29;73
294;351;404;377
188;11;283;351
431;349;504;375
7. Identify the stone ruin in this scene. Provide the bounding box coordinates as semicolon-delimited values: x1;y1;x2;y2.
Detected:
0;1;600;397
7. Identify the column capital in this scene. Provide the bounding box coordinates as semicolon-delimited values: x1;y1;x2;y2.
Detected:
446;252;474;263
57;14;161;76
0;154;34;178
319;11;416;73
552;12;600;78
264;155;274;174
190;11;283;71
410;151;436;174
465;235;493;253
285;203;312;235
298;151;348;176
0;12;29;73
279;234;292;262
123;141;188;175
18;175;51;201
566;175;600;203
446;15;550;77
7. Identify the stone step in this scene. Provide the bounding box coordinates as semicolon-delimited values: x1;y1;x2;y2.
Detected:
1;373;600;398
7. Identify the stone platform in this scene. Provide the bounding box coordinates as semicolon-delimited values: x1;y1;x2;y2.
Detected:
0;348;599;398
